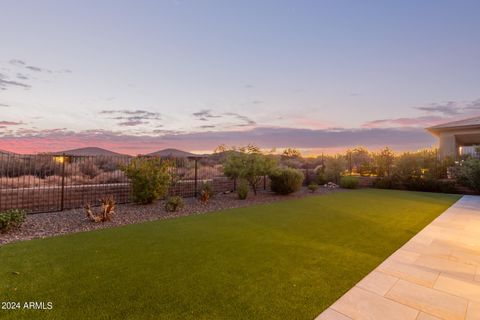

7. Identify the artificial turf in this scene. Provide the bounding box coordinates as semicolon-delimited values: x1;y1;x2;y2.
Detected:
0;189;460;320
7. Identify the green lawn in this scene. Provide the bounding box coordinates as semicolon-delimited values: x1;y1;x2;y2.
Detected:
0;189;460;320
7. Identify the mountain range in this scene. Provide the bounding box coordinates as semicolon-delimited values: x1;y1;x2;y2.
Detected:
54;147;128;156
146;148;196;158
53;147;199;157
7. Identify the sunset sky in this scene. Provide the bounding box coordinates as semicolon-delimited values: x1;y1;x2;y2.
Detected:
1;0;479;155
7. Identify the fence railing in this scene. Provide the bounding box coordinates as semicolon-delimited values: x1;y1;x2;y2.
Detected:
0;153;235;214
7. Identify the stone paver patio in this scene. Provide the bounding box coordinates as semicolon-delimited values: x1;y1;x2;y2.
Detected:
316;195;480;320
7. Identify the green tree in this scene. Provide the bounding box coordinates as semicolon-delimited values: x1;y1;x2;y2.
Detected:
280;148;304;169
325;156;347;184
375;147;395;177
349;147;373;175
394;152;423;181
282;148;302;159
222;145;277;195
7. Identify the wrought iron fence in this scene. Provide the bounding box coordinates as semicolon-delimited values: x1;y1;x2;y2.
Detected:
0;153;234;213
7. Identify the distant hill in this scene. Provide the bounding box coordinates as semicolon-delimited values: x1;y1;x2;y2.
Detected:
147;148;197;158
0;149;14;155
55;147;127;156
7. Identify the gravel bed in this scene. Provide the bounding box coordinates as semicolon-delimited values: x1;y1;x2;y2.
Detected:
0;187;344;245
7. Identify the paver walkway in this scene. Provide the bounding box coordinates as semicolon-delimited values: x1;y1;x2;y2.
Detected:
316;195;480;320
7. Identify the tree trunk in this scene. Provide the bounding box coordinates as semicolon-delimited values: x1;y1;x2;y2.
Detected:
251;183;257;195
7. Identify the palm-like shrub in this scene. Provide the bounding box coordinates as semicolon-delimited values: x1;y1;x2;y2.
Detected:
269;168;304;195
199;182;214;204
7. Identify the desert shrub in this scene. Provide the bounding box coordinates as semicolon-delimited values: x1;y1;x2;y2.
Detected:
325;157;347;183
457;158;480;192
404;177;456;193
165;196;185;212
0;175;43;188
122;158;171;204
269;168;304;195
67;175;91;185
373;176;401;189
222;145;277;195
339;176;359;189
199;182;214;204
44;175;62;186
79;160;101;178
437;180;457;193
94;157;120;172
307;182;319;192
236;179;249;200
93;170;127;184
0;209;26;233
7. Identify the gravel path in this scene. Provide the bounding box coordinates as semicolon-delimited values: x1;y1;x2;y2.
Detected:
0;187;344;245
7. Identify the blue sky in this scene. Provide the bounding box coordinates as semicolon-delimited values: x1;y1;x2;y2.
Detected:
0;0;479;154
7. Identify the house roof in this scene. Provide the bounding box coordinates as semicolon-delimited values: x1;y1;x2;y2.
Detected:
427;116;480;134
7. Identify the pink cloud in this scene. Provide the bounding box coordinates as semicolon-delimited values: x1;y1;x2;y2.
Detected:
362;116;446;128
0;126;436;155
0;121;23;126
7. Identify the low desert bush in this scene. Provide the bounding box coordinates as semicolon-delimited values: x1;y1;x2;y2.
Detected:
165;196;185;212
0;209;26;233
236;179;249;200
339;176;359;189
269;168;304;195
93;170;127;184
79;160;101;178
374;175;456;193
0;175;43;188
122;158;171;204
199;182;214;204
404;177;456;193
44;175;62;186
373;176;401;189
307;182;319;192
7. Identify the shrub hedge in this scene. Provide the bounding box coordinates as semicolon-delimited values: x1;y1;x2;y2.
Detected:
339;176;359;189
269;168;304;195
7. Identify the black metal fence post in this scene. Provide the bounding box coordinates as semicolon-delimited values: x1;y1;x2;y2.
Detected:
194;158;198;197
263;175;266;190
349;152;352;175
60;153;66;211
305;167;309;185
